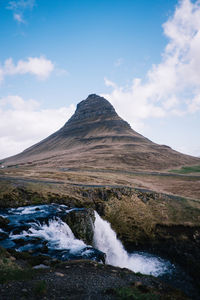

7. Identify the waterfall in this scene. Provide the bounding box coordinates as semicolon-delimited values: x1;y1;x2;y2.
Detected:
2;203;174;276
10;218;86;253
93;211;128;267
93;211;173;276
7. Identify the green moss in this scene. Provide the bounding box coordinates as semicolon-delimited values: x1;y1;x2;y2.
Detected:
31;194;45;205
0;247;45;284
0;267;38;284
34;280;47;296
169;165;200;174
0;246;9;257
113;287;159;300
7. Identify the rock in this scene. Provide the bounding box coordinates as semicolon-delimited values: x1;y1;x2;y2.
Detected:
62;208;95;244
0;216;9;229
10;256;16;261
0;231;8;240
55;272;64;277
81;247;106;264
134;281;143;287
33;264;50;269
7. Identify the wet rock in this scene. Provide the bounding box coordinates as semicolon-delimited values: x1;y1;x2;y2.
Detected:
0;231;8;241
13;238;28;246
81;247;106;264
0;216;9;229
55;272;64;277
62;208;95;244
33;264;50;269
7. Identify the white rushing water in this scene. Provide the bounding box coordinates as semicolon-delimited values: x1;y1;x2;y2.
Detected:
8;204;69;215
7;205;173;276
10;218;86;253
93;211;173;276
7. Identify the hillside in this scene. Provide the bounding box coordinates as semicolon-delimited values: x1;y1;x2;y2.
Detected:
2;94;200;171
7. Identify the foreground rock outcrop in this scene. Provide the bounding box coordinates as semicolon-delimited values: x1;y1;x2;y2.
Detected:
0;247;190;300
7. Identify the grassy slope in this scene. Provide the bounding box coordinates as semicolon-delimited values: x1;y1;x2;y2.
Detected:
169;165;200;174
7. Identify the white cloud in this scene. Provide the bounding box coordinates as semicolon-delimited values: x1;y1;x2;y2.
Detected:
188;94;200;112
13;13;24;23
0;56;54;81
7;0;35;23
103;77;166;132
0;95;75;159
0;69;3;82
8;0;35;10
103;0;200;130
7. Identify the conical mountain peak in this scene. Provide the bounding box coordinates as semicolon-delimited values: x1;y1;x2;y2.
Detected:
67;94;118;124
77;94;115;113
2;94;199;171
61;94;131;135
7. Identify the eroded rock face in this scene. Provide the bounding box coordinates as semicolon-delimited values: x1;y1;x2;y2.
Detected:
62;208;95;245
67;94;120;123
58;94;131;140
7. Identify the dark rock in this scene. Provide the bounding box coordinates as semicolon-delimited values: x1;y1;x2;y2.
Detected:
81;247;106;264
0;231;8;240
62;94;131;139
62;208;95;245
0;216;9;229
13;238;27;246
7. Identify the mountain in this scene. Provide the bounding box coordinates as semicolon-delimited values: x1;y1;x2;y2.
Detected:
2;94;200;171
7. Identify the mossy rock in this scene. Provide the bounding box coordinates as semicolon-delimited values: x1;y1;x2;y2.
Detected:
62;208;95;244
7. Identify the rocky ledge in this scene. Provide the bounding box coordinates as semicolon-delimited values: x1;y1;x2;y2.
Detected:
0;247;188;300
62;208;95;244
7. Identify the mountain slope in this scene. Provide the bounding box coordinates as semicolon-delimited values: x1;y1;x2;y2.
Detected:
2;94;200;171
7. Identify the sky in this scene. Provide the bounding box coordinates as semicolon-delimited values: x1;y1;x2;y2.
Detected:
0;0;200;159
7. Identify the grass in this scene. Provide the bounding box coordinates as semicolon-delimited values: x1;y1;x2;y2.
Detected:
107;286;159;300
0;247;45;284
34;280;47;296
0;266;39;284
169;165;200;174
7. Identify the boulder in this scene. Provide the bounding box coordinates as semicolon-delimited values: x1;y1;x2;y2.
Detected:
0;216;9;229
62;208;95;245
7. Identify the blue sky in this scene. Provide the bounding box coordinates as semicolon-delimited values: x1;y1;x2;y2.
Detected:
0;0;200;159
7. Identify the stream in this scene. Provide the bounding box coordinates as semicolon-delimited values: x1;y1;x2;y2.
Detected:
0;203;196;296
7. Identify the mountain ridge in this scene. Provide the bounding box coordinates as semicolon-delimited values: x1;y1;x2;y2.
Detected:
2;94;200;171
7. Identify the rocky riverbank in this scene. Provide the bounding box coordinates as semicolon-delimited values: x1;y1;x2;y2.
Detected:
0;247;189;300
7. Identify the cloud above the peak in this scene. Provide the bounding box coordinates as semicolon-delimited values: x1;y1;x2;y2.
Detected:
0;95;75;159
103;0;200;130
0;56;54;81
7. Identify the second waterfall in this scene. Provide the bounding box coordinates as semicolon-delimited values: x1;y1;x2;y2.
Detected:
93;211;174;276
